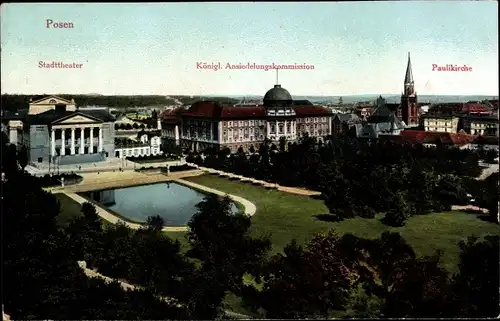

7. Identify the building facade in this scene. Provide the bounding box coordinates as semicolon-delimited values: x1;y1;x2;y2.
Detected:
423;115;459;133
1;95;115;165
160;84;332;152
114;130;162;158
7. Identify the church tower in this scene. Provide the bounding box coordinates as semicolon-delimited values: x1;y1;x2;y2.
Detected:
400;52;419;126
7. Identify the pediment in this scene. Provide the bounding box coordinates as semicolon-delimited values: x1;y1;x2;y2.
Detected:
53;113;102;124
31;95;73;105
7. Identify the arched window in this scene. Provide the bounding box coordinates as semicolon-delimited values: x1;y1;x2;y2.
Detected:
49;99;57;104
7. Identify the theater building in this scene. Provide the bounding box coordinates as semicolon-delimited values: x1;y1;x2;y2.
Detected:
1;95;115;165
160;84;332;152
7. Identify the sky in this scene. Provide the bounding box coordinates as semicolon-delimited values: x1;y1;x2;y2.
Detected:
1;2;498;96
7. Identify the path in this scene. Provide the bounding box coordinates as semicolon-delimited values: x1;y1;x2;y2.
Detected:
77;261;250;319
477;161;499;180
187;163;321;196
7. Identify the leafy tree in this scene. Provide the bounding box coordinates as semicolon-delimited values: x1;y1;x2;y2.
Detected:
114;123;119;130
2;143;18;175
17;145;28;170
279;137;287;152
144;215;165;233
451;235;499;317
185;194;271;317
382;192;411;227
125;123;133;130
133;123;139;129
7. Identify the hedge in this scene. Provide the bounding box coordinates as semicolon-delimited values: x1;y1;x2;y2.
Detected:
134;164;196;173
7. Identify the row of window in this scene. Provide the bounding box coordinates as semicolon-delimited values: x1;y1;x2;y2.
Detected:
221;117;328;128
224;120;266;127
225;135;265;143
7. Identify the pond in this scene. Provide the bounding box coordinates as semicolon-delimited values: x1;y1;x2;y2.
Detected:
84;182;239;226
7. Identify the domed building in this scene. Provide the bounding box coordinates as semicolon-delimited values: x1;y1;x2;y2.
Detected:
160;83;332;153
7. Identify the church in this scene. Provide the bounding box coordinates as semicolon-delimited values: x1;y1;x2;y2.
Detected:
357;52;420;139
160;83;333;152
1;95;116;166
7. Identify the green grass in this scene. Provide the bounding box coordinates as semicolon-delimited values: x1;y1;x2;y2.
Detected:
55;193;113;228
179;174;499;273
55;193;84;226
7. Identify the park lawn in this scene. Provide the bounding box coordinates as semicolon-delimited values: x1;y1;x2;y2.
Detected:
179;174;499;273
55;193;85;226
55;193;113;228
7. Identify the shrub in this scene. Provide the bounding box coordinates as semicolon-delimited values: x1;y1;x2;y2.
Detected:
169;164;197;172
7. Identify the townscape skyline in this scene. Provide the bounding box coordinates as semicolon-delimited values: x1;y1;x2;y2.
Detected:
1;2;498;96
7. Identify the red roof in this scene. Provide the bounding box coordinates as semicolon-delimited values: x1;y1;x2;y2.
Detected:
294;105;331;116
462;102;490;114
471;135;499;145
221;106;266;118
396;130;476;146
170;100;330;119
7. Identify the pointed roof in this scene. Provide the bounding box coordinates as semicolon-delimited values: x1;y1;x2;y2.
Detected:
404;52;414;84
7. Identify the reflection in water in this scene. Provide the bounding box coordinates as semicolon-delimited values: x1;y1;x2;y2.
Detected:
87;182;238;226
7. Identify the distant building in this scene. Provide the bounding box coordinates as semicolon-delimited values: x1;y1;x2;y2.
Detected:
463;114;499;136
359;97;405;139
468;135;499;151
114;130;162;158
1;95;115;165
423;115;459;133
379;130;476;149
160;83;333;153
332;113;361;137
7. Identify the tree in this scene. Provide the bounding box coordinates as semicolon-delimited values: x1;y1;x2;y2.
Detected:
17;145;28;170
2;143;18;175
125;123;133;130
114;123;119;130
255;239;345;319
132;123;139;129
140;123;146;129
382;192;411;227
279;137;287;152
185;194;271;317
144;215;165;233
451;235;499;317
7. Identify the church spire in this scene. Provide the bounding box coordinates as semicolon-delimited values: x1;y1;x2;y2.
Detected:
404;52;414;85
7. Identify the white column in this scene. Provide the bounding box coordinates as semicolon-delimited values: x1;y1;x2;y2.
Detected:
80;127;85;154
61;129;66;155
174;125;179;141
210;122;213;141
51;129;56;156
71;128;75;155
267;122;271;136
284;120;288;135
98;127;103;152
90;127;94;154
